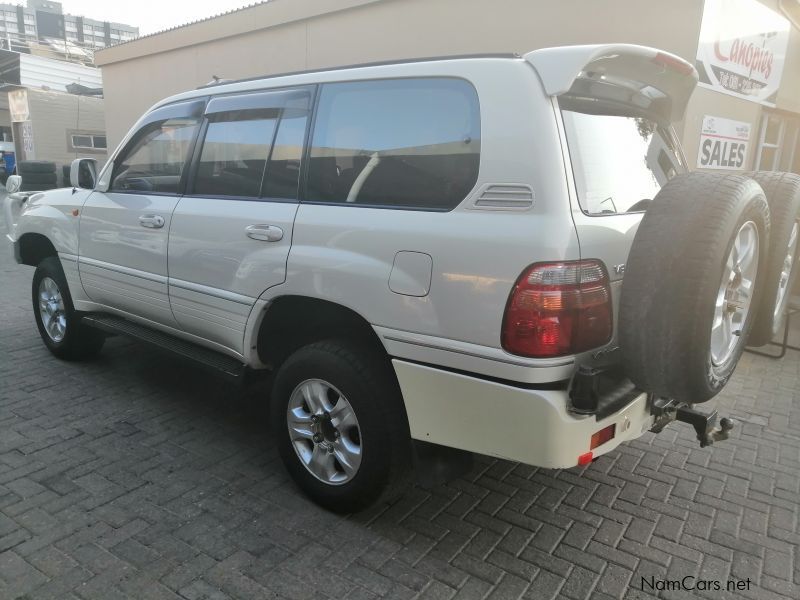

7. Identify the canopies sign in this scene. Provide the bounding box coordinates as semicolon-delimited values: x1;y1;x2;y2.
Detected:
696;0;791;106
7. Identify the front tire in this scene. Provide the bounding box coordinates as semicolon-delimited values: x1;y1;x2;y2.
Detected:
271;340;411;512
32;257;105;360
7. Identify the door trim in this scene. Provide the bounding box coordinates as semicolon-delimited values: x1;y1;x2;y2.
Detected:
79;255;167;284
168;277;255;306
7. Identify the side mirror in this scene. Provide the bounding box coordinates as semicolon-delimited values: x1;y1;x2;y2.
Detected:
70;158;97;189
5;174;21;194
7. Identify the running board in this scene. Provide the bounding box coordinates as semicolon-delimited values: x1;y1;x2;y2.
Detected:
81;313;247;381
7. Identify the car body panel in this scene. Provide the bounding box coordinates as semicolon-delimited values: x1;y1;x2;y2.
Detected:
168;197;299;352
78;191;180;327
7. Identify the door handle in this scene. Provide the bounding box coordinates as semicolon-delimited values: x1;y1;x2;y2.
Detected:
139;214;165;229
245;224;283;242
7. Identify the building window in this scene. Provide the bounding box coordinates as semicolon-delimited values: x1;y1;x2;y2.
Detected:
306;78;481;210
70;133;107;150
755;113;799;172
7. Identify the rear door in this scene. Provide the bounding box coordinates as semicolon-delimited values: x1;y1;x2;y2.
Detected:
78;100;204;326
167;87;312;352
559;106;686;313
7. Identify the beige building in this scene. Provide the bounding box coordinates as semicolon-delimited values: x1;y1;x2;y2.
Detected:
95;0;800;175
0;50;107;182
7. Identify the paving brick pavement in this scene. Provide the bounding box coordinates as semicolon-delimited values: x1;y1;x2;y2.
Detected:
1;211;799;599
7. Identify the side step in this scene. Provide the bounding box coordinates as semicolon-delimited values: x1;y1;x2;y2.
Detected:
81;313;247;381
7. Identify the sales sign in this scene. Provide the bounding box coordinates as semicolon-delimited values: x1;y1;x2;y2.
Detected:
696;0;791;106
697;115;751;170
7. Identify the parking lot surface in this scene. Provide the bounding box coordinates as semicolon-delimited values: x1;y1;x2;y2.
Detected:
1;217;799;600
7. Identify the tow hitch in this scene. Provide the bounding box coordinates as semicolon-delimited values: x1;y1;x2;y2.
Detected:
650;398;735;448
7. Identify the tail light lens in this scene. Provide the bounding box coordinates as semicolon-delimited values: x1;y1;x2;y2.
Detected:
501;260;612;358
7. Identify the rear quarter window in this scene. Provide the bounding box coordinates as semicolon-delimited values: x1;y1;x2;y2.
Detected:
306;78;480;210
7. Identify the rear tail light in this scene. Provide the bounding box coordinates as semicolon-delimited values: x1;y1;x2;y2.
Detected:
501;260;612;358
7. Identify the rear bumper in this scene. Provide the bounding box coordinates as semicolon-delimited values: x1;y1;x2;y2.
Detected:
392;359;654;469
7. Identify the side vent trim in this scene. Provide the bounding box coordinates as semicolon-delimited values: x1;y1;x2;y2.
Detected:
468;184;535;211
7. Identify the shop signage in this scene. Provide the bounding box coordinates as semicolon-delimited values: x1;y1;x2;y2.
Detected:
8;90;29;122
697;115;751;170
21;121;35;159
696;0;791;106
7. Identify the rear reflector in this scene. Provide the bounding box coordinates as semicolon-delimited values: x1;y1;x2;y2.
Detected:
590;424;616;450
501;260;613;358
577;452;593;466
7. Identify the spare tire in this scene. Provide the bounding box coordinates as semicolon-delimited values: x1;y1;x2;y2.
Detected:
620;173;770;403
17;160;56;174
744;171;800;346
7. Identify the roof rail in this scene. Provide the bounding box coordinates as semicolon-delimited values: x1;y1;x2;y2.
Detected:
195;53;520;89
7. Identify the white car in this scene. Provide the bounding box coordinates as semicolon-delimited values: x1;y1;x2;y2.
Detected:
5;44;800;512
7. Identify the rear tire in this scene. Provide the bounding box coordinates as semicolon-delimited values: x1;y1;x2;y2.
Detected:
744;172;800;346
620;173;770;403
32;257;105;360
271;340;412;512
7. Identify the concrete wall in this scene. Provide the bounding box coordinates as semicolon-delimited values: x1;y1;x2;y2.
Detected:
96;0;705;150
26;88;106;177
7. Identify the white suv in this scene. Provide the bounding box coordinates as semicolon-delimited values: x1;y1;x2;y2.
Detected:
5;44;800;512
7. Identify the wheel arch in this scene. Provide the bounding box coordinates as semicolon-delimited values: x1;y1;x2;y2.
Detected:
17;232;58;266
256;295;390;369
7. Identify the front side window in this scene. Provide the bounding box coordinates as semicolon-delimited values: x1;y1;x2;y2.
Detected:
110;117;199;194
561;105;684;215
306;78;480;210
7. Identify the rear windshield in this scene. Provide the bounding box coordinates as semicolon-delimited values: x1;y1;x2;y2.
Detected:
561;107;684;215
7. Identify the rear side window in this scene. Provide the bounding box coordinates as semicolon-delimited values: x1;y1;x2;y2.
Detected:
561;107;684;215
306;78;480;210
111;118;199;194
193;109;278;198
192;101;308;200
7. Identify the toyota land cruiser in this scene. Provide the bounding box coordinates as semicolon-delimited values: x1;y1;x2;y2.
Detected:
5;44;800;512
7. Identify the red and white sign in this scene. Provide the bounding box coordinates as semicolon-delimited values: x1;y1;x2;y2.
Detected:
696;0;791;106
697;115;751;170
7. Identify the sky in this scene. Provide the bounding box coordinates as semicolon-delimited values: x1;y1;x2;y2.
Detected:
57;0;261;35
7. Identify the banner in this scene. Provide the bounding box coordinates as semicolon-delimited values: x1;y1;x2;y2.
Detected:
8;90;29;123
697;115;751;170
695;0;791;106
